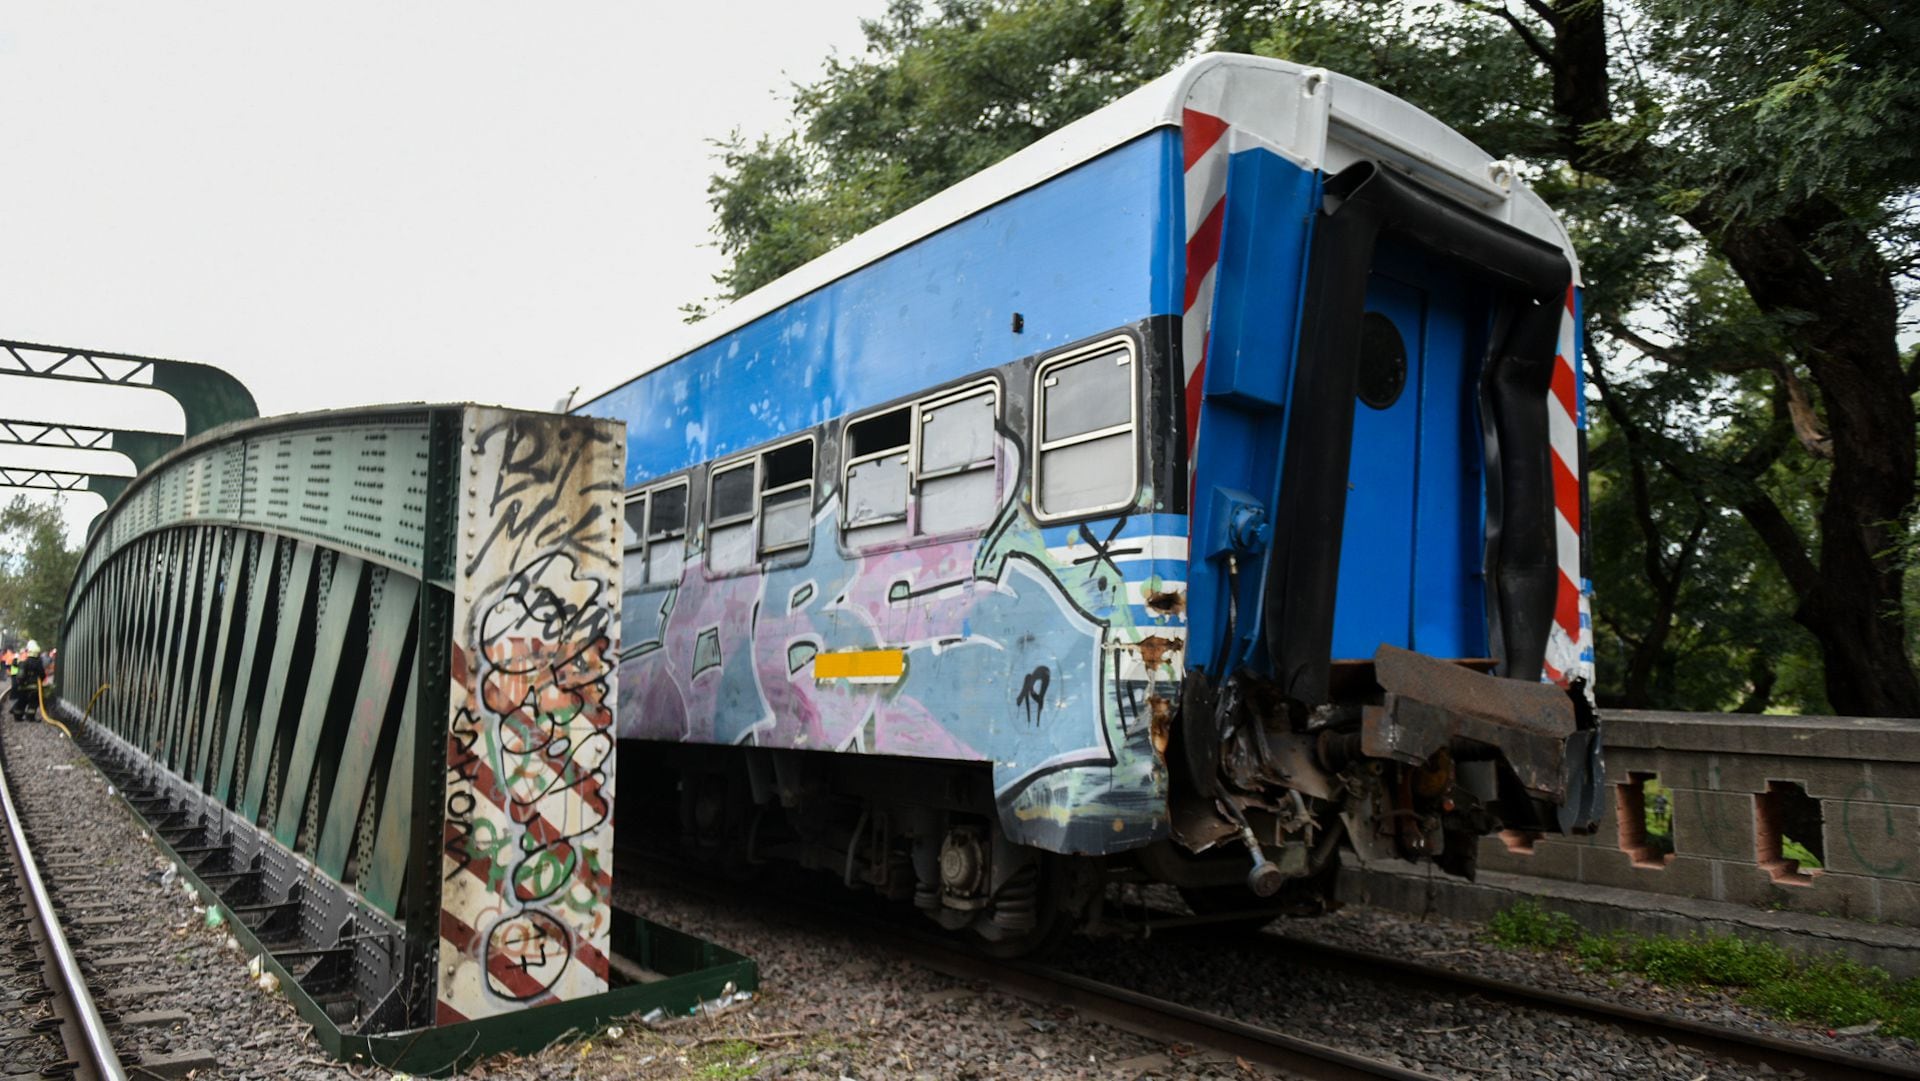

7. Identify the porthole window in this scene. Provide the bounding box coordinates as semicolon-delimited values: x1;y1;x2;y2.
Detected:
1357;312;1407;410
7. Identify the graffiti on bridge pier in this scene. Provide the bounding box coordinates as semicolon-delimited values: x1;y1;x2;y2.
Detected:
439;408;624;1023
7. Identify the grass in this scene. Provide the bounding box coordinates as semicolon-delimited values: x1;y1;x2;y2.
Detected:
690;1039;761;1080
1486;901;1920;1036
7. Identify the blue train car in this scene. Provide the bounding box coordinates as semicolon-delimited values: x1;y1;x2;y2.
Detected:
579;53;1602;947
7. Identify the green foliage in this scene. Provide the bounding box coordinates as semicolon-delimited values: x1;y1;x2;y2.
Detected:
692;1039;762;1080
1627;932;1794;987
0;497;79;651
1487;900;1583;950
1641;778;1673;855
1781;837;1824;870
1487;903;1920;1037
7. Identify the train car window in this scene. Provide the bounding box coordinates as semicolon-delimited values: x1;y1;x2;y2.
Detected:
845;407;912;543
759;439;814;556
917;387;998;534
707;460;756;573
621;492;648;589
1035;343;1136;517
644;481;688;586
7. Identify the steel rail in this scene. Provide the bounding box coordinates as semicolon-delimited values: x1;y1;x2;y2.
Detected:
1172;921;1920;1081
894;926;1445;1081
0;727;130;1081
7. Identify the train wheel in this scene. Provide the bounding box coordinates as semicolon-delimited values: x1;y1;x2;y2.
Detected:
968;855;1084;958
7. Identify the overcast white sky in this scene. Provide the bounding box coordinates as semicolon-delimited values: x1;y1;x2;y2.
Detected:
0;2;887;538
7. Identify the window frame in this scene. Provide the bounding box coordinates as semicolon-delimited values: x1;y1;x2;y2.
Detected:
1030;336;1140;522
756;434;817;558
841;406;914;532
839;376;1003;547
624;476;690;592
703;435;817;576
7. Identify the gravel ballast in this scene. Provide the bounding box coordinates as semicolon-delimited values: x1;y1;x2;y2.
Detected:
1;718;320;1080
1276;895;1920;1067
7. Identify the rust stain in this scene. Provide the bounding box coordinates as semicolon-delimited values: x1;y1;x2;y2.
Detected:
1134;635;1183;668
1148;695;1172;756
1145;590;1186;616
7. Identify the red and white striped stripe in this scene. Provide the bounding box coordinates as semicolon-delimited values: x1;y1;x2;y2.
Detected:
1181;108;1232;451
1543;287;1592;689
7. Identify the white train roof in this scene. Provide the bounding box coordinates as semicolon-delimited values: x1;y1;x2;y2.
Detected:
590;52;1579;400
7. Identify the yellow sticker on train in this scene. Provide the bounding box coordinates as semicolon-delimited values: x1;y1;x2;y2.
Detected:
813;649;906;683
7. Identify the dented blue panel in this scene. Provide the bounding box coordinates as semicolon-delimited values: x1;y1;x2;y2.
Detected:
1183;147;1321;674
579;131;1185;485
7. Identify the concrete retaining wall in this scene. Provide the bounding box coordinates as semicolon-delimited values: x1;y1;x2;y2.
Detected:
1479;711;1920;926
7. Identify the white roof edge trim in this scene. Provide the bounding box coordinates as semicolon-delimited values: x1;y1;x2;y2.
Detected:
581;52;1580;407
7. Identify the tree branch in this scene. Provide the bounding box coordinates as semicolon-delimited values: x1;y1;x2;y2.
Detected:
1734;486;1822;604
1520;0;1559;26
1449;0;1561;70
1834;0;1891;35
1597;609;1645;651
1602;318;1776;377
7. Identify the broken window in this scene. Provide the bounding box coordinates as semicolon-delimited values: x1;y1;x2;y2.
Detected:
759;439;814;556
843;385;1004;546
1035;343;1136;516
917;387;998;535
845;407;911;544
621;493;648;590
644;481;687;586
707;460;756;574
624;481;688;589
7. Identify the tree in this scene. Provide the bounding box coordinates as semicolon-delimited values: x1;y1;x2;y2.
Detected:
0;497;79;651
700;0;1920;715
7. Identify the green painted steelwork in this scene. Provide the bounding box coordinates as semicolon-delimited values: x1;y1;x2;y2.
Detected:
131;793;753;1077
0;339;257;506
57;403;685;1058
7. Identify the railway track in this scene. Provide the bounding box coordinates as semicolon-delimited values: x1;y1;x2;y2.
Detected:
0;719;127;1081
877;919;1445;1080
1129;906;1920;1081
626;851;1920;1080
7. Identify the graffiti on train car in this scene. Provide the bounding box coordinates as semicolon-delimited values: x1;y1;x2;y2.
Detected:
618;430;1184;854
441;409;624;1022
